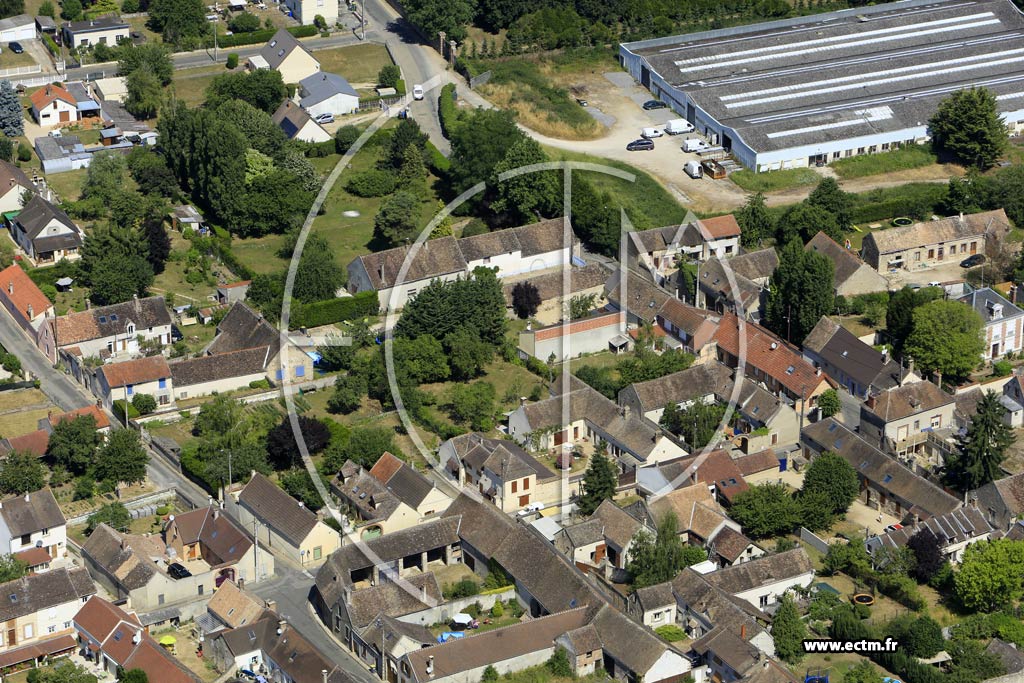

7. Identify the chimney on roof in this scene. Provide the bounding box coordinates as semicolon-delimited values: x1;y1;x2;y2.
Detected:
816;367;821;376
26;304;32;319
277;619;287;635
23;493;29;502
213;508;219;521
298;501;305;508
770;342;778;350
741;624;746;640
866;393;876;410
132;632;141;644
427;656;435;677
6;281;11;294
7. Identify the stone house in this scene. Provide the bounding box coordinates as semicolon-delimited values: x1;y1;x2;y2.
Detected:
9;196;83;264
51;295;172;365
957;287;1024;361
859;380;956;456
0;567;93;667
0;489;67;568
865;505;993;564
93;355;172;411
802;316;912;399
0;264;55;364
972;471;1024;531
805;231;887;297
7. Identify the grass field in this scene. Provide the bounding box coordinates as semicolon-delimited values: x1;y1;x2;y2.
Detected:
41;167;88;203
731;167;821;192
469;49;613;140
172;66;228;108
0;49;37;70
151;232;221;305
314;43;393;85
546;148;687;230
1;407;55;438
0;387;48;412
831;144;938;179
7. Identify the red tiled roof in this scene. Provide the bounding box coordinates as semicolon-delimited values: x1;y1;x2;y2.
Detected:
713;313;832;396
3;429;49;457
699;215;741;239
0;264;52;325
0;634;76;668
14;546;52;567
30;84;75;111
97;356;170;388
369;451;403;485
533;311;624;341
220;280;251;289
51;404;111;430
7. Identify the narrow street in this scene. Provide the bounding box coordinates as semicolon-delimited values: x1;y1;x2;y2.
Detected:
0;310;91;411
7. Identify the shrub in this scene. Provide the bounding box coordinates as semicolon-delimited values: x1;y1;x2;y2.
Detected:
547;647;573;677
16;143;31;162
248;378;271;389
378;64;400;88
112;399;140;420
876;573;925;611
155;505;171;515
444;578;479;599
490;600;503;617
211;24;317;48
313;14;327;29
226;53;239;69
438;83;461;137
993;360;1012;377
73;475;95;500
335;125;361;153
345;169;397;197
291;291;379;328
655;624;686;642
131;393;157;415
1;352;21;374
121;0;139;11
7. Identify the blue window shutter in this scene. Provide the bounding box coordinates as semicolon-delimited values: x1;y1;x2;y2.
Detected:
127;385;134;396
276;369;283;381
296;365;305;378
159;378;166;389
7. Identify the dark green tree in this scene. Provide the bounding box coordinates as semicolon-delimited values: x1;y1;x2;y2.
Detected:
86;502;131;535
907;528;946;583
116;670;149;683
448;109;524;195
0;450;46;495
802;451;858;514
947;390;1014;491
147;0;207;45
660;400;727;450
46;415;100;475
577;444;616;516
378;64;401;88
206;69;287;113
764;240;834;344
228;11;260;31
448;381;497;431
776;203;842;245
38;0;54;16
118;43;173;85
511;281;541;319
822;534;871;577
293;234;344;302
0;554;27;582
0;81;23;137
131;393;157;415
772;594;807;663
95;429;149;484
60;0;82;19
404;0;475;41
125;66;163;119
444;326;494;380
735;192;772;247
807;177;854;231
325;426;395;469
797;489;836;532
904;299;984;380
818;388;840;418
730;483;799;538
204;442;271;488
491;137;560;224
279;468;325;510
385;118;429;170
327;374;367;414
547;647;573;677
626;512;703;589
373;191;420;247
481;665;499;683
885;285;943;355
928;87;1008;169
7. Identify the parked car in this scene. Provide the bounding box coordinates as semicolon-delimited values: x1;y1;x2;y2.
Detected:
626;138;655;151
167;563;192;580
313;112;334;124
643;100;667;110
8;42;22;54
961;254;985;268
885;523;903;532
641;127;663;139
412;84;424;100
576;98;588;106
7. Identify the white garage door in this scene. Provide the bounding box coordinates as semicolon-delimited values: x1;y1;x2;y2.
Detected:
0;24;35;42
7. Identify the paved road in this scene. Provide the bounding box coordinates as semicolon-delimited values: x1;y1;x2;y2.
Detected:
0;310;91;411
250;564;378;683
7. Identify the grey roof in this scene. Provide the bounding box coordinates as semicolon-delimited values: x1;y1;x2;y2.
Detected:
355;237;467;290
503;263;611;305
803;418;960;518
345;573;441;627
866;506;992;553
66;82;97;106
723;248;778;283
0;488;65;537
805;231;881;290
634;582;675;611
619;363;732;414
986;639;1024;675
299;72;358;107
446;433;557;483
63;15;128;32
207;302;280;357
865;210;1010;255
360;614;436;653
492;526;597;614
237;473;318;546
672;568;767;640
0;14;31;31
704;548;813;593
622;0;1024;156
0;160;31;192
559;519;605;548
332;470;398;522
591;499;643;550
0;566;93;622
802;316;904;391
698;257;763;310
604;269;673;324
862;380;954;422
958;287;1024;324
81;524;156;590
53;295;171;347
271;99;318;140
14;195;79;241
259;28;314;71
170;347;269;387
589;603;675;675
215;614;348;683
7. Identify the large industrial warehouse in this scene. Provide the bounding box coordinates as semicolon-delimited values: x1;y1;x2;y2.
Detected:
619;0;1024;172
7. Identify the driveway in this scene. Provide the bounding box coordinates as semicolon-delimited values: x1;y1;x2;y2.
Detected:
885;260;971;290
0;308;91;411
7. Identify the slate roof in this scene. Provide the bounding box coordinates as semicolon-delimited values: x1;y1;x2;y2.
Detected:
81;524;156;590
805;231;873;289
559;519;606;548
619;363;732;414
986;639;1024;675
441;493;517;558
359;614;436;654
324;517;461;587
0;488;65;537
447;433;557;482
802;316;904;391
63;15;128;32
705;548;813;593
207;302;280;356
299;72;357;107
958;287;1024;323
698;257;763;312
803;418;960;518
588;602;676;675
259;28;316;71
272;99;319;139
866;506;992;553
604;269;673;324
237;473;318;547
169;506;252;566
53;295;171;347
693;627;761;677
865;210;1010;254
14;196;82;253
96;356;170;389
725;248;779;282
356;237;467;290
0;567;94;622
862;380;954;422
170;347;270;387
0;161;31;193
215;614;348;683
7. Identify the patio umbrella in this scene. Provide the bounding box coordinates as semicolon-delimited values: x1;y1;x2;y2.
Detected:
159;635;177;646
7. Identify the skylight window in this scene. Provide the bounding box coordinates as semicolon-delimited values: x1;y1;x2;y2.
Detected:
98;316;107;323
785;366;795;375
859;460;869;470
828;422;838;432
110;314;118;321
248;630;256;641
269;39;277;47
882;474;893;483
8;594;16;603
113;630;123;642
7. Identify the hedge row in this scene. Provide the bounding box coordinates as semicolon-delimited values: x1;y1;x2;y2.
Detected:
291;290;379;329
438;83;460;138
211;25;317;49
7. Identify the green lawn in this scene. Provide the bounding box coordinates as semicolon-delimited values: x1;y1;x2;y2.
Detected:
152;232;222;306
0;48;37;70
545;148;686;230
43;168;88;203
831;144;938;179
730;167;821;192
314;43;393;84
172;66;228;108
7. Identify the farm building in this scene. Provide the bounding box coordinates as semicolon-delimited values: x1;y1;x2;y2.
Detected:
618;0;1024;172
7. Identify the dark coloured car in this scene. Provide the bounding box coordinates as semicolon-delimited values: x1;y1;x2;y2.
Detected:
626;138;655;151
643;100;667;110
961;254;986;268
167;562;192;579
8;42;23;54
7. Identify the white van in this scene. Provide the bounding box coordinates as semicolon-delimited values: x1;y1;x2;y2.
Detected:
683;138;710;153
641;127;663;139
665;119;695;135
412;84;424;100
684;160;703;179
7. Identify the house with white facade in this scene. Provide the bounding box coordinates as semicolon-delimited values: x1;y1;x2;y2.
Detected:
626;215;742;286
0;264;56;361
957;288;1024;361
298;72;359;117
866;505;993;564
0;489;68;568
9;196;83;264
61;15;129;49
0;161;34;214
517;310;629;361
251;29;321;80
703;548;815;611
93;355;172;411
50;295;172;365
29;85;79;127
271;99;331;143
0;567;94;669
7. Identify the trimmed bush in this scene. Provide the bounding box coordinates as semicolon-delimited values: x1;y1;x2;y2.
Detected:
345;169;397;197
226;53;239;69
212;25;317;49
438;83;461;138
111;399;140;420
291;291;379;329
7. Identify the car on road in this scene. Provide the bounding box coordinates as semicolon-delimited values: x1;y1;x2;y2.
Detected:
7;42;22;54
412;84;424;100
626;138;655;152
313;112;334;124
576;98;588;106
643;100;667;110
167;563;192;580
961;254;985;268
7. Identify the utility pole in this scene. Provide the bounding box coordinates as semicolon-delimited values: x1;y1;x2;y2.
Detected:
213;2;219;62
253;518;260;581
360;0;366;40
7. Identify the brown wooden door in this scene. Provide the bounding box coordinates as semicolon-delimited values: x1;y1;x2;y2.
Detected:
7;628;14;647
554;430;566;446
59;110;70;122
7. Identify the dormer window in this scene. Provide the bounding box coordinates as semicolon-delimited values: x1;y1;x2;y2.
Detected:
127;323;135;335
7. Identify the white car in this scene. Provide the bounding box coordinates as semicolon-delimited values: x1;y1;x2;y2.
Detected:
314;112;335;124
412;84;424;100
641;127;664;139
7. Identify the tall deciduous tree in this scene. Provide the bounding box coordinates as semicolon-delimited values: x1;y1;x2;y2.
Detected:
0;450;46;494
118;43;174;85
947;390;1013;491
46;415;100;475
886;285;943;356
765;240;834;344
511;281;540;319
802;451;858;514
928;87;1008;169
954;538;1024;611
205;69;287;113
771;594;807;663
904;299;984;381
385;118;429;170
730;482;799;538
491;137;560;224
404;0;476;42
94;429;149;484
293;234;345;303
626;512;705;589
266;415;331;469
147;0;207;46
807;177;854;231
818;389;840;418
577;444;616;516
660;400;727;450
0;554;27;582
125;66;163;119
373;191;420;247
0;81;23;137
776;202;842;245
735;192;772;248
448;109;524;196
907;528;946;583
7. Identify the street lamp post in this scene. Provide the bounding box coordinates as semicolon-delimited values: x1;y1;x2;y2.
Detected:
361;0;366;40
213;3;219;62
